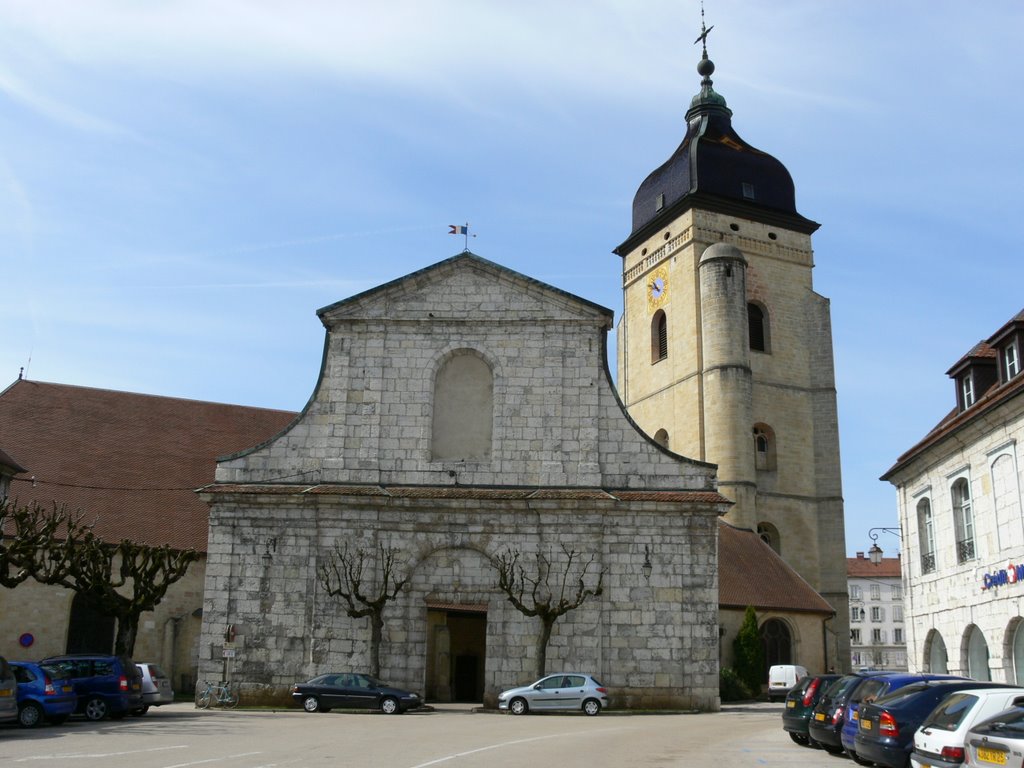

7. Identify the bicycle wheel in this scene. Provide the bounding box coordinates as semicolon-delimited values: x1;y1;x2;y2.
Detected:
195;682;212;709
223;686;239;709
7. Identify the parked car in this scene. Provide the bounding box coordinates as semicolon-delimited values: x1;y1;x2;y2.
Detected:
497;673;608;716
769;664;808;703
290;672;422;714
963;704;1024;768
855;681;1009;768
911;687;1024;768
8;661;78;727
41;654;144;721
0;656;17;725
809;671;890;754
841;673;968;762
783;673;841;745
135;662;173;714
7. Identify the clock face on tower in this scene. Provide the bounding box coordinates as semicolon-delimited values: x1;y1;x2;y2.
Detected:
648;268;669;309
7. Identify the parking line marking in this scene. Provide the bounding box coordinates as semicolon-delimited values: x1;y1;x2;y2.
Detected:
407;728;632;768
163;753;263;768
15;745;189;761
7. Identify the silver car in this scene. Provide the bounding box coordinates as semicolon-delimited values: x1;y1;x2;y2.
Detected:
136;663;174;714
497;673;608;716
0;656;17;725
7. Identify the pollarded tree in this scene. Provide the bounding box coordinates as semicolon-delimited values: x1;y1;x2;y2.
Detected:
317;542;410;678
495;543;604;679
0;499;199;656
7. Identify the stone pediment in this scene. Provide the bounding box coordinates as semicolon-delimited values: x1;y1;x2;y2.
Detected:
317;252;612;327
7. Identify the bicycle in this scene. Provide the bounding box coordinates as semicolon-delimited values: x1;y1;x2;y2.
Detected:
195;680;239;709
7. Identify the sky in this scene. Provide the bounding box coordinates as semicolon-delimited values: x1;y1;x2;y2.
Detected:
1;1;1022;558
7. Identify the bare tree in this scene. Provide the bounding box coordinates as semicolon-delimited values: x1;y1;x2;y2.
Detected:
317;542;410;678
0;499;199;656
495;543;605;679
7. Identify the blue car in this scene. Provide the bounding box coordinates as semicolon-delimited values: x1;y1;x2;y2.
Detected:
9;661;78;727
840;673;966;762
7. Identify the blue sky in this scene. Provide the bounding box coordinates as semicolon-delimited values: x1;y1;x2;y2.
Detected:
2;1;1022;557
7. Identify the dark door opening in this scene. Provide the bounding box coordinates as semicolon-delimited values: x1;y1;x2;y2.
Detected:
66;593;115;654
426;606;486;702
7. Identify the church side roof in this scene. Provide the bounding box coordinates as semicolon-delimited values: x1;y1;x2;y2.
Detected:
718;521;835;614
0;447;26;476
0;378;294;551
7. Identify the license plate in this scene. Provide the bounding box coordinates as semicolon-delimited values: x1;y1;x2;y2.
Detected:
853;711;859;721
977;747;1008;765
860;720;872;731
815;712;826;721
62;685;73;693
787;700;795;708
0;688;10;696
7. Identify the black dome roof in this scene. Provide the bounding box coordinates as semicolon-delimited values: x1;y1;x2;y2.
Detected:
616;50;818;255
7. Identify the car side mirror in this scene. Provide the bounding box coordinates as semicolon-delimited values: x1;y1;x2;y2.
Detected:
534;684;542;690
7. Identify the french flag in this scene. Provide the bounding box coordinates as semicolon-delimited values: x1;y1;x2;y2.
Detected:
449;225;467;235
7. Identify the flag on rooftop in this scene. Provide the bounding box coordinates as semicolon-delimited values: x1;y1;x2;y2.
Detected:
448;225;467;235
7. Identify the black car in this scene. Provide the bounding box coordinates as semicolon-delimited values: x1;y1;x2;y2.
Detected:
290;673;422;714
783;673;840;746
855;680;1007;768
40;654;144;721
808;672;888;754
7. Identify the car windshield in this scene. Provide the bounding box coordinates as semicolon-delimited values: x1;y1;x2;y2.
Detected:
874;682;932;706
146;664;168;679
824;675;861;700
974;707;1024;735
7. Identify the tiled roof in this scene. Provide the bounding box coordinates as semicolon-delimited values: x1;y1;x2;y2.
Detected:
718;522;835;614
0;379;295;551
0;447;26;474
847;553;902;578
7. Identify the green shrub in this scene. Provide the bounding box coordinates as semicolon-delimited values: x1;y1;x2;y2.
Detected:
732;605;764;695
719;667;752;702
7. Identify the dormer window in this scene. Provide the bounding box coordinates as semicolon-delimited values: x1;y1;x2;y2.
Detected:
1005;342;1020;380
961;374;975;408
742;182;755;200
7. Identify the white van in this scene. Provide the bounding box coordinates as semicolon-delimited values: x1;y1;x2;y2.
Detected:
911;687;1024;768
767;664;808;702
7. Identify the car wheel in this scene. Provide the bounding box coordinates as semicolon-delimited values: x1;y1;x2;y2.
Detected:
84;697;109;721
302;696;320;713
848;749;873;766
789;732;809;746
509;698;528;716
18;701;44;728
380;697;399;715
133;705;150;717
582;698;601;716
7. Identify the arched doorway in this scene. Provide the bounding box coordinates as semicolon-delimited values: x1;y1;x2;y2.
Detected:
925;630;948;673
1009;620;1024;684
760;618;792;679
965;625;991;681
66;593;115;654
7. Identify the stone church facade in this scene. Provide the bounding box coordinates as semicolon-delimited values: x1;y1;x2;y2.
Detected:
614;41;850;669
197;254;730;710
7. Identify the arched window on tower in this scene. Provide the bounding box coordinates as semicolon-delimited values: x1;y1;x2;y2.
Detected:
431;350;493;461
651;310;668;363
757;522;780;555
753;424;776;471
653;429;669;449
748;302;770;352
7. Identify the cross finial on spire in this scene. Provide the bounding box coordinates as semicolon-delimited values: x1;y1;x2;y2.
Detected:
694;1;714;56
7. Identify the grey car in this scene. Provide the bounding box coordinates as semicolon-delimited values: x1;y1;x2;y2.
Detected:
497;673;608;716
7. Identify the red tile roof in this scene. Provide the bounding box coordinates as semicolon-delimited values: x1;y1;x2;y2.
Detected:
847;553;902;578
0;379;295;551
718;522;835;614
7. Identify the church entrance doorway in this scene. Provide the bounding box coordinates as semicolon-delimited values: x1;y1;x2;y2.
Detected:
760;618;793;680
425;604;487;703
66;593;115;653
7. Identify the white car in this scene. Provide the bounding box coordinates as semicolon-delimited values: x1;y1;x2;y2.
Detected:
135;663;174;714
911;686;1024;768
497;673;608;716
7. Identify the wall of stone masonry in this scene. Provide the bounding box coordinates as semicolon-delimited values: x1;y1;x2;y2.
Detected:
197;493;722;711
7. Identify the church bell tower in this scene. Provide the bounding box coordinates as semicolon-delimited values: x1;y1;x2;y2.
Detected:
614;22;850;670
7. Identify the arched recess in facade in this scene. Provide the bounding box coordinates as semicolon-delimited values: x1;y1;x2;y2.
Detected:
963;624;992;681
924;629;948;673
1003;618;1024;685
66;592;115;654
760;617;794;676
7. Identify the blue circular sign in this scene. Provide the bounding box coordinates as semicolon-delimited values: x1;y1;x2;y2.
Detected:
18;633;34;648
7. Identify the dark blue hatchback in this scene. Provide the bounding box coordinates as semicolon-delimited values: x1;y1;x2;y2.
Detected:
9;661;78;727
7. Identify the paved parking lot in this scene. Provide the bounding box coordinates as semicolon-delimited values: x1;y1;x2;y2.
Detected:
0;701;842;768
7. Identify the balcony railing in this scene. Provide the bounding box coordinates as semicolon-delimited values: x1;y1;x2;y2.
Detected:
921;551;936;573
957;539;975;564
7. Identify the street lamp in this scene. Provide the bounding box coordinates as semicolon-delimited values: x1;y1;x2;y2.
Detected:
867;527;901;565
